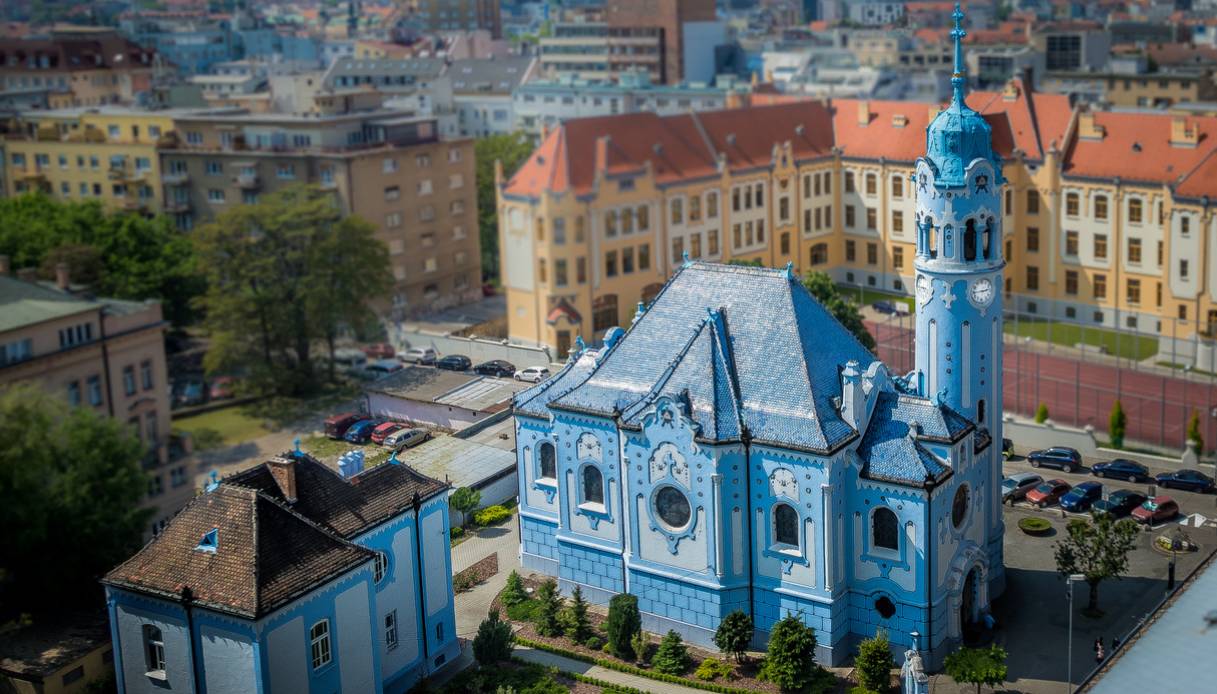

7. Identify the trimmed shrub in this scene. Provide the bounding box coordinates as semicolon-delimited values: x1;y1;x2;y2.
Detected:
559;586;593;643
474;504;512;526
506;598;541;622
1034;403;1049;424
1109;400;1127;449
450;526;464;539
652;630;692;675
501;570;527;607
583;635;605;651
535;579;564;636
759;615;819;692
695;657;734;681
1018;517;1052;536
713;610;753;663
1188;410;1204;453
473;609;514;665
854;630;895;693
605;594;642;660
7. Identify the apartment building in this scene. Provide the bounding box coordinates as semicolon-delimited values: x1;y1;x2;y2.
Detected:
408;0;503;39
0;261;189;536
0;29;157;107
494;79;1057;351
161;109;481;318
606;0;716;84
539;21;664;83
1;107;173;212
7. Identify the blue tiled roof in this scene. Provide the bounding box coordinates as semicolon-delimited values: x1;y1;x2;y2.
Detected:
856;392;964;486
513;349;599;420
549;262;876;452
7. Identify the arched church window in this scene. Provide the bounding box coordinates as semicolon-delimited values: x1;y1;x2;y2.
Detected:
581;465;604;505
977;400;985;425
964;219;977;261
872;507;898;550
928;225;938;259
975;174;988;194
654;485;691;530
773;503;799;547
952;485;969;528
538;442;556;480
983;217;995;259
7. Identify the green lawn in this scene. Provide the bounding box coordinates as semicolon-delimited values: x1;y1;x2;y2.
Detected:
300;434;394;467
1005;319;1159;361
173;407;272;449
837;285;916;312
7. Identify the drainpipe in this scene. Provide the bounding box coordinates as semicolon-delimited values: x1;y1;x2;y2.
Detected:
923;489;933;667
98;307;114;417
741;431;755;628
412;492;432;668
181;586;203;694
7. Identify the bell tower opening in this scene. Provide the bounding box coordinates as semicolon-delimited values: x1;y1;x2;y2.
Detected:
964;219;977;261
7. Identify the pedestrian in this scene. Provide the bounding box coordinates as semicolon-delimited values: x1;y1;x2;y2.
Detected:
1111;636;1121;651
1092;637;1101;654
1095;642;1105;663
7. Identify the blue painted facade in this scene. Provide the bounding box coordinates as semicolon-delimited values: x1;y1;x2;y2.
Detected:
513;6;1003;669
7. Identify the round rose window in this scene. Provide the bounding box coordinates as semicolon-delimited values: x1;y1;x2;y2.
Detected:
654;486;691;530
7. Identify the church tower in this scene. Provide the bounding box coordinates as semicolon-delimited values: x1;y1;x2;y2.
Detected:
913;5;1006;591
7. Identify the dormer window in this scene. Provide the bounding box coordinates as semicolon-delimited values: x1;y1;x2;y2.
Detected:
195;528;218;553
974;174;988;193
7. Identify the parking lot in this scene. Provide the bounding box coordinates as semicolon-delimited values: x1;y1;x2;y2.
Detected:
978;448;1217;694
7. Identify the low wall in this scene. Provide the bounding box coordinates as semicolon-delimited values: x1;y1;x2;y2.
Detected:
1004;417;1206;471
401;330;555;367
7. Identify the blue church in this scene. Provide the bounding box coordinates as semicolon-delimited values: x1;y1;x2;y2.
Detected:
513;5;1004;667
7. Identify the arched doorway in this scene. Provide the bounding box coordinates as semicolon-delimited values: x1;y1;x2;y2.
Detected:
960;567;982;643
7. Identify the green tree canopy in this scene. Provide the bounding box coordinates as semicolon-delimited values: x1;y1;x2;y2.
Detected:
450;487;482;528
802;271;877;352
501;570;528;607
193;185;391;395
1187;410;1204;453
943;645;1007;694
713;609;754;663
473;608;514;665
605;593;642;660
652;629;692;675
0;384;151;620
475;132;536;282
854;630;895;693
758;614;820;692
535;578;564;637
1109;399;1127;449
0;193;202;325
1054;513;1140;615
559;585;592;643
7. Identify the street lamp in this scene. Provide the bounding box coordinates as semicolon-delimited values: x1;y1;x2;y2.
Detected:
1066;573;1085;693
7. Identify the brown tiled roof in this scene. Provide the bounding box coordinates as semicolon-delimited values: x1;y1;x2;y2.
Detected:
0;612;110;679
1174;147;1217;199
226;453;448;539
103;485;373;619
1062;111;1217;185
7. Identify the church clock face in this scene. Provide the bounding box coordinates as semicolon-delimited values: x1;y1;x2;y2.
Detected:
916;275;933;305
969;278;995;307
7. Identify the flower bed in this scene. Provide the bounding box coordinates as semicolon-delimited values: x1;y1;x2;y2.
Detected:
453;553;498;593
1018;517;1052;536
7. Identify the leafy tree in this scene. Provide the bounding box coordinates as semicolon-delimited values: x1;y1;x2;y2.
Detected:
942;645;1007;694
605;593;642;660
802;271;877;352
0;193;202;325
854;630;895;693
559;585;592;643
758;614;819;692
475;132;535;282
0;384;151;619
1035;402;1050;424
193;185;390;395
473;609;514;665
501;570;528;607
652;630;692;675
713;609;754;663
450;487;482;529
1053;513;1140;615
1187;410;1204;454
1109;399;1127;449
534;578;564;636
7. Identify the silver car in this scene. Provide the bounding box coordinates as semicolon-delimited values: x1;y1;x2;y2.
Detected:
1001;472;1043;502
384;428;430;449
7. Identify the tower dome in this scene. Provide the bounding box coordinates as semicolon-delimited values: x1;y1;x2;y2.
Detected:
924;4;1000;187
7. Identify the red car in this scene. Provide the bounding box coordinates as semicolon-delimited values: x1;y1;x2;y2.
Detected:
209;376;237;401
324;412;363;439
370;422;406;445
1026;479;1072;508
1131;496;1180;525
363;343;396;359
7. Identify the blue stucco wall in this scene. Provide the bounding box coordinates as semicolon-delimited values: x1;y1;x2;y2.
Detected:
520;514;559;575
558;541;623;604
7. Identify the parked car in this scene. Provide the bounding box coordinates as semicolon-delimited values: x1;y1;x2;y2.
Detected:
514;366;551;383
1001;473;1043;503
344;419;379;444
332;347;368;373
872;300;897;314
1026;447;1082;473
209;376;237;401
176;380;206;407
1060;481;1103;512
363;343;396;359
324;412;364;439
436;354;472;371
474;359;516;377
1154;469;1215;493
1131;495;1180;525
385;427;429;449
370;422;406;445
401;347;438;365
365;359;403;376
1026;479;1073;508
1091;458;1152;483
1092;490;1148;519
1002;438;1015;460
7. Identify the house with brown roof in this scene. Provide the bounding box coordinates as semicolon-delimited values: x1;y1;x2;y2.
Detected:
103;450;458;694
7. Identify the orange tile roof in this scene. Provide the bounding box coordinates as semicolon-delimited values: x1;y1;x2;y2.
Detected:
1175;148;1217;199
1063;111;1217;185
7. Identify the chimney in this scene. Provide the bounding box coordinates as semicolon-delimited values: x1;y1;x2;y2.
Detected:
55;262;70;290
1170;116;1199;148
857;100;870;126
839;360;866;431
1078;111;1105;141
267;457;298;503
891;113;908;128
0;255;9;276
16;267;38;283
1002;79;1020;102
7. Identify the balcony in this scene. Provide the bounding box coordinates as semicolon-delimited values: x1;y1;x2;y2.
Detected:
162;170;189;185
15;166;47;181
164;199;191;213
235;172;260;189
107;165;128;180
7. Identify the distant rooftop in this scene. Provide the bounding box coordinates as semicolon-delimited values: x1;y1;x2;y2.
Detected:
394;435;514;491
0;611;110;680
367;366;530;413
0;273;157;334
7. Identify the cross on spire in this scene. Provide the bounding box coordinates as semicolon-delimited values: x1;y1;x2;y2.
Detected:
951;3;968;105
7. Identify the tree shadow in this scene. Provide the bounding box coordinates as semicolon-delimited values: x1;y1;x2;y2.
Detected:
477;526;512;540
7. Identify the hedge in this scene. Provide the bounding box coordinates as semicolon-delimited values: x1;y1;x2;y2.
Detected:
474;504;513;526
514;636;755;694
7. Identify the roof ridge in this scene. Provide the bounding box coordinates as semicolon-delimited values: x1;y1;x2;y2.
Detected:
708;310;745;437
619;316;715;422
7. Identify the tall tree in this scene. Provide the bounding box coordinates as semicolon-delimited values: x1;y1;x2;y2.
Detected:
534;578;564;637
450;487;482;529
193;185;390;395
802;271;877;352
1053;513;1140;615
942;645;1007;694
1187;410;1204;454
0;193;202;325
473;608;514;665
0;384;151;620
1109;400;1127;449
605;593;642;660
758;614;819;692
475;132;536;282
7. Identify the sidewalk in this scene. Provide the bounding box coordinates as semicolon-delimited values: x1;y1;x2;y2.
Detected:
513;646;710;694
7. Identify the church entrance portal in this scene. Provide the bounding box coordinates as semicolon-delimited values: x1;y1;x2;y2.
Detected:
960;567;982;644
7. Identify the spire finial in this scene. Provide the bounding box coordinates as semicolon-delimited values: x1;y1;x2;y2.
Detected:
950;3;967;105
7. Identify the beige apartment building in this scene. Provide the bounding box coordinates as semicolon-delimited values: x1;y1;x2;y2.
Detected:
497;77;1217;369
0;261;189;536
160;109;481;318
